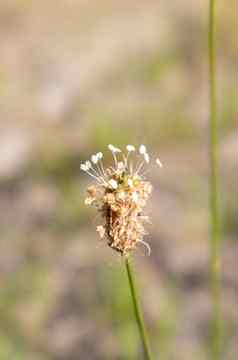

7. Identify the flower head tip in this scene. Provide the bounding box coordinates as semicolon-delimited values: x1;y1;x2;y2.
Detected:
81;144;162;256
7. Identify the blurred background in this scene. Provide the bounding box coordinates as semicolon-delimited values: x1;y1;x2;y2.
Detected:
0;1;237;359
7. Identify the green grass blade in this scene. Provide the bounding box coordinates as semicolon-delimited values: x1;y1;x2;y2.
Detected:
125;257;153;360
208;0;222;358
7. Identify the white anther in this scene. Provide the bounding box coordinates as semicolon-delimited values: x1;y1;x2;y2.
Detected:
113;146;121;153
108;179;118;189
97;152;103;159
126;145;136;152
108;144;121;153
80;163;88;171
91;155;98;164
139;145;147;154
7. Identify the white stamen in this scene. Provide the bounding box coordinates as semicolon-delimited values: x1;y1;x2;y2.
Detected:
144;153;150;163
113;146;121;153
108;144;121;153
139;145;147;154
91;155;98;164
82;159;107;185
138;240;151;256
97;152;103;160
92;152;104;175
108;144;120;167
84;170;106;185
135;154;148;174
132;192;139;202
95;161;105;178
156;158;163;168
125;146;134;171
108;179;118;189
126;145;135;152
89;162;103;177
98;159;107;177
86;160;104;179
117;162;125;171
86;160;92;168
80;163;88;171
128;179;133;187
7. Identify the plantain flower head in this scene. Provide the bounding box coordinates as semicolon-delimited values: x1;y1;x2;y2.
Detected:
81;144;162;256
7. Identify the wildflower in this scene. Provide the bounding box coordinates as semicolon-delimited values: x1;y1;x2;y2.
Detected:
81;144;162;256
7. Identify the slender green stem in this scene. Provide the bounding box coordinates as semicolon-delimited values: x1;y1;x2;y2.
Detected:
125;257;153;360
208;0;222;358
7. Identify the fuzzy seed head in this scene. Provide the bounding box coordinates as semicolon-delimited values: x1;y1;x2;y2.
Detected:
81;144;162;256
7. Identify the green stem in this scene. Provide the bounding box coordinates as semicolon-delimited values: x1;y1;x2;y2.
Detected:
208;0;222;358
125;257;153;360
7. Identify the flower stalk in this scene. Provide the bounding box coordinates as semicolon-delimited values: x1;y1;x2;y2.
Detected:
208;0;222;358
125;256;153;360
81;144;161;359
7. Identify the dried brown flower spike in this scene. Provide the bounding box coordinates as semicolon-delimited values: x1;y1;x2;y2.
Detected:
81;144;162;256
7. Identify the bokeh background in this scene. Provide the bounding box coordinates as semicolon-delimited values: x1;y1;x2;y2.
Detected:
0;1;237;359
